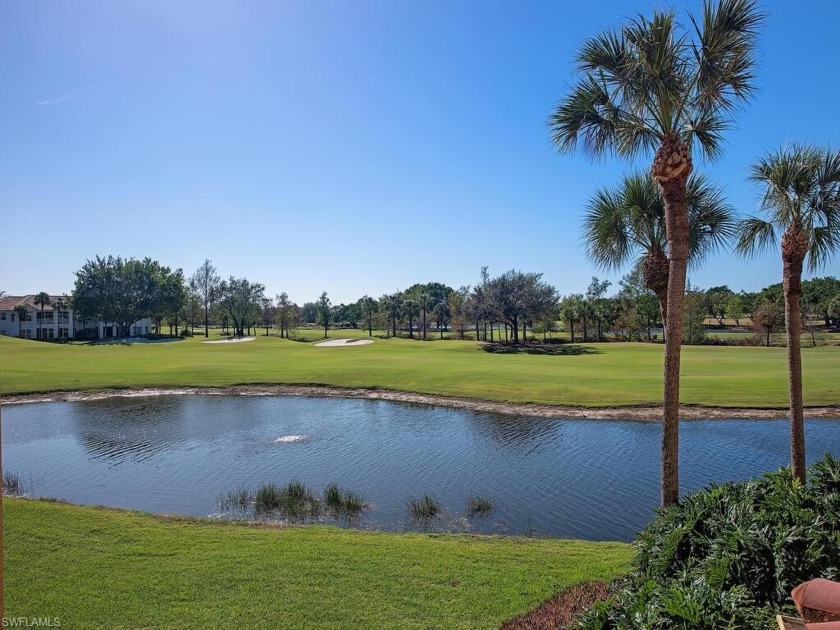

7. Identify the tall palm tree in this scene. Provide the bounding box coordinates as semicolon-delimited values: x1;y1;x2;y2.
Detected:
549;0;762;506
52;296;68;339
736;145;840;483
403;299;419;339
584;173;734;329
33;292;51;340
13;304;28;338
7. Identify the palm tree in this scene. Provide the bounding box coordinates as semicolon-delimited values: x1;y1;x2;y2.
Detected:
736;145;840;483
584;173;734;330
549;0;762;506
52;296;68;339
33;292;51;340
403;299;419;339
13;304;28;338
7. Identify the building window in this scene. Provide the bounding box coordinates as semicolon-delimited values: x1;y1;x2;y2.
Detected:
0;313;5;320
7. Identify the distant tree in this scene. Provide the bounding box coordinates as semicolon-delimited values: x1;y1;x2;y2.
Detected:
586;277;611;341
704;285;734;325
752;302;784;347
725;293;745;326
559;294;584;343
316;292;332;338
448;286;470;340
433;299;450;339
737;145;840;483
13;304;28;338
402;299;419;339
301;302;317;324
53;296;69;339
72;255;178;337
260;296;275;335
33;292;51;339
218;277;265;338
682;282;707;344
828;294;840;328
382;294;403;338
487;270;557;344
616;269;660;341
276;293;292;338
191;259;220;338
802;277;840;327
359;296;377;337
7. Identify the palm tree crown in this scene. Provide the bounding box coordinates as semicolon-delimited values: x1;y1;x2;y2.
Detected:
550;0;763;165
736;145;840;271
584;172;734;318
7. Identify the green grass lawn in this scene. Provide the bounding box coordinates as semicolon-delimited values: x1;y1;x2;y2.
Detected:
4;498;632;629
1;334;838;407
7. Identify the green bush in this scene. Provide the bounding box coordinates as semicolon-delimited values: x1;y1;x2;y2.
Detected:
578;454;840;629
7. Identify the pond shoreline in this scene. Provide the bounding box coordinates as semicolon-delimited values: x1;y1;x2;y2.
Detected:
3;385;839;420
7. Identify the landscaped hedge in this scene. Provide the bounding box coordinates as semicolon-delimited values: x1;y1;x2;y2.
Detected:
577;453;840;629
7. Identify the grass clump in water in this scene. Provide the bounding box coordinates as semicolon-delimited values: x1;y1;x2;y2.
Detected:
467;494;495;518
3;472;25;496
323;483;367;518
256;481;320;518
220;487;253;512
408;494;441;520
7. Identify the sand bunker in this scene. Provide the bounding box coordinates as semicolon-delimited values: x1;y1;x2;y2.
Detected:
202;337;256;344
314;338;374;347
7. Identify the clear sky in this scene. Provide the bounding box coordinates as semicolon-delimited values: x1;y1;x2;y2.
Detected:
1;0;838;305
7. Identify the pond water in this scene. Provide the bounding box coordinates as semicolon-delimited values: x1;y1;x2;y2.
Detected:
3;395;839;541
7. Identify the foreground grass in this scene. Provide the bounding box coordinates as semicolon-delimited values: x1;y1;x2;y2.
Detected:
1;335;838;407
4;498;631;629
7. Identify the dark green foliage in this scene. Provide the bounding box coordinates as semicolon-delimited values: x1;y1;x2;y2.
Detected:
578;454;840;629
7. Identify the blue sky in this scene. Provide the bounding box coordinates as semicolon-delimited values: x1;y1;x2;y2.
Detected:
1;0;838;305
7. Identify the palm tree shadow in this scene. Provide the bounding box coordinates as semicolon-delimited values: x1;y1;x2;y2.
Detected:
481;343;600;356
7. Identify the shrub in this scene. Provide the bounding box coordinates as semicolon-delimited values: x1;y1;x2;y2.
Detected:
467;494;495;517
577;454;840;629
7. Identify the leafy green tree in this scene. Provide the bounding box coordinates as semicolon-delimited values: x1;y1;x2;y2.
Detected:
736;145;840;483
218;277;265;338
33;292;51;339
725;293;745;326
433;299;450;339
682;282;707;344
448;286;470;340
486;270;557;344
276;292;292;338
190;259;220;338
316;292;332;338
551;0;762;506
704;285;734;325
802;276;840;326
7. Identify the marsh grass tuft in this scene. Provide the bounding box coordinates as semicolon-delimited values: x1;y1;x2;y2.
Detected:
323;483;367;518
220;488;253;511
3;472;25;496
256;480;320;518
408;494;441;520
466;494;495;518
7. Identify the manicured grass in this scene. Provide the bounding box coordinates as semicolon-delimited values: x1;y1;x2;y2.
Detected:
4;498;632;629
1;335;838;407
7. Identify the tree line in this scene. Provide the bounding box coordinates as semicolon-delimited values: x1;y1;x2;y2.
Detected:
65;254;839;346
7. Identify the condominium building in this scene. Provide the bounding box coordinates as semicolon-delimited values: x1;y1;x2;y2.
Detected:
0;295;151;340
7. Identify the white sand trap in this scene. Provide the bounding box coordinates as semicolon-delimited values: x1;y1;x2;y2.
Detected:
314;338;374;347
202;337;256;344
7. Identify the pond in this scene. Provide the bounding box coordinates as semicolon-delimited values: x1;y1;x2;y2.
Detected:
3;395;839;541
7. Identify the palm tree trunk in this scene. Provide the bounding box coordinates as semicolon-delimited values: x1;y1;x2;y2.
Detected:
783;229;808;483
653;134;692;508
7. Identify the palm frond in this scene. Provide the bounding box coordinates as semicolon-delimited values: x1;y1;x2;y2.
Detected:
685;174;736;267
807;225;840;273
582;187;632;271
549;78;620;155
690;0;764;114
735;216;777;258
